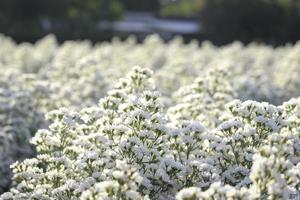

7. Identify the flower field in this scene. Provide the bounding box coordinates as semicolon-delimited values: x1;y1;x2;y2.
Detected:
0;34;299;199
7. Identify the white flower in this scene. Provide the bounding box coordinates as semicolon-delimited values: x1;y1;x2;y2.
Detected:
176;187;201;200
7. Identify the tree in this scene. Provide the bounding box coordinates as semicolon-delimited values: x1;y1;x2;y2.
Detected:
0;0;124;42
199;0;300;45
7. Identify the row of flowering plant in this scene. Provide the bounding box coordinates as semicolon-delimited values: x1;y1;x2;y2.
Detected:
1;67;299;199
0;73;47;193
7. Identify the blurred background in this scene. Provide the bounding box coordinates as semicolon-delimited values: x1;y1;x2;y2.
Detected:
1;0;300;45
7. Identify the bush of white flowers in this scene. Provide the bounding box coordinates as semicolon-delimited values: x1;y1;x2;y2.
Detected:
1;34;300;199
2;33;300;105
0;78;45;193
0;67;166;199
1;67;299;200
0;35;109;192
175;97;300;200
167;68;236;128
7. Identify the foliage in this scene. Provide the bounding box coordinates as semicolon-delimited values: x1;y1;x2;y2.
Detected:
159;0;204;18
0;0;124;41
199;0;300;44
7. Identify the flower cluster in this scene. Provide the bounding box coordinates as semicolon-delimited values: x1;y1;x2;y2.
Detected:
175;98;300;200
167;68;235;128
80;160;148;200
0;74;46;193
1;34;300;199
249;132;300;199
0;67;184;199
1;67;299;199
205;100;285;187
